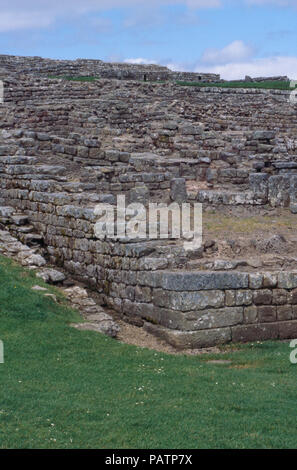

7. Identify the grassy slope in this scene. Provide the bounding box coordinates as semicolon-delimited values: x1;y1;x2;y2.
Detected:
0;255;296;449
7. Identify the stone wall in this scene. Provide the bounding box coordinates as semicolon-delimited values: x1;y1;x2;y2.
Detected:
0;58;297;348
0;54;220;83
1;159;297;348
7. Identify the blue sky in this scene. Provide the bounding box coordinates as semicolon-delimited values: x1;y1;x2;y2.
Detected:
0;0;297;79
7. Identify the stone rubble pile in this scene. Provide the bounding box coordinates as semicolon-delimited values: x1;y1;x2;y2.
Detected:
0;225;119;338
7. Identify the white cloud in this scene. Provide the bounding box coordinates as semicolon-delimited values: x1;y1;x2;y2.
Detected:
195;56;297;80
0;0;222;32
201;40;254;65
127;51;297;81
124;58;192;71
0;11;53;32
246;0;297;6
124;58;158;65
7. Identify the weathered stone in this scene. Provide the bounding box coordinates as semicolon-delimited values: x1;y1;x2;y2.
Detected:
253;289;272;305
11;214;29;226
244;306;258;324
170;178;187;203
25;254;46;267
252;130;275;140
235;290;253;306
0;206;15;217
278;272;297;289
249;173;268;200
31;285;48;292
36;268;66;283
249;273;263;289
225;290;236;307
257;305;277;322
158;272;249;291
232;323;279;343
71;321;119;338
153;289;225;311
134;285;152;303
263;273;278;288
144;322;231;349
278;320;297;340
193;307;243;330
277;305;292;321
289;288;297;304
268;175;291;207
273;289;288;305
128;185;149;205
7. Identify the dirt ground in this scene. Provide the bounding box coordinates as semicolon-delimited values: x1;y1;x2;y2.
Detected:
199;206;297;271
116;319;224;356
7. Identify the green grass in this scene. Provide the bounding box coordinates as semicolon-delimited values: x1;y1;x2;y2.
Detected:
176;80;296;90
48;75;100;82
0;255;296;449
204;210;297;234
47;75;297;90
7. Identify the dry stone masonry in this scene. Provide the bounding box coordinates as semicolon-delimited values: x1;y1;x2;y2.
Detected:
0;54;220;83
0;54;297;349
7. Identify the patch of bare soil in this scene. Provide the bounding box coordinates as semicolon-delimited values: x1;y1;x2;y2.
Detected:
201;207;297;271
116;319;224;356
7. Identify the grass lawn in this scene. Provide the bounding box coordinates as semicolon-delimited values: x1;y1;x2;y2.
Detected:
0;255;296;449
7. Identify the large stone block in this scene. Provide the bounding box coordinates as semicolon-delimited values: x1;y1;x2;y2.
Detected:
128;185;149;204
253;289;272;305
244;306;258;324
170;178;187;203
278;272;297;289
277;305;292;321
268;175;291;207
278;320;297;340
249;273;263;289
153;289;225;311
273;289;288;305
257;305;277;322
193;307;243;330
231;323;279;343
144;322;231;349
289;289;297;305
263;273;278;288
249;173;268;201
122;299;159;323
252;130;275;140
157;271;249;291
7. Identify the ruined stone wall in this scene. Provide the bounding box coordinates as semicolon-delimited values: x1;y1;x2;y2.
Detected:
0;54;220;83
0;63;297;348
1;159;297;348
1;77;297;196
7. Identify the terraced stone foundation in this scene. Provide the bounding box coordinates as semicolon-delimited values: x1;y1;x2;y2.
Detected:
0;54;297;348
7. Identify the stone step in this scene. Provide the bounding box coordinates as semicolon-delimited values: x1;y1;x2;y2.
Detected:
5;164;66;177
10;214;29;226
0;156;37;165
10;224;34;233
23;233;44;245
197;189;264;205
273;161;297;169
0;206;15;217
